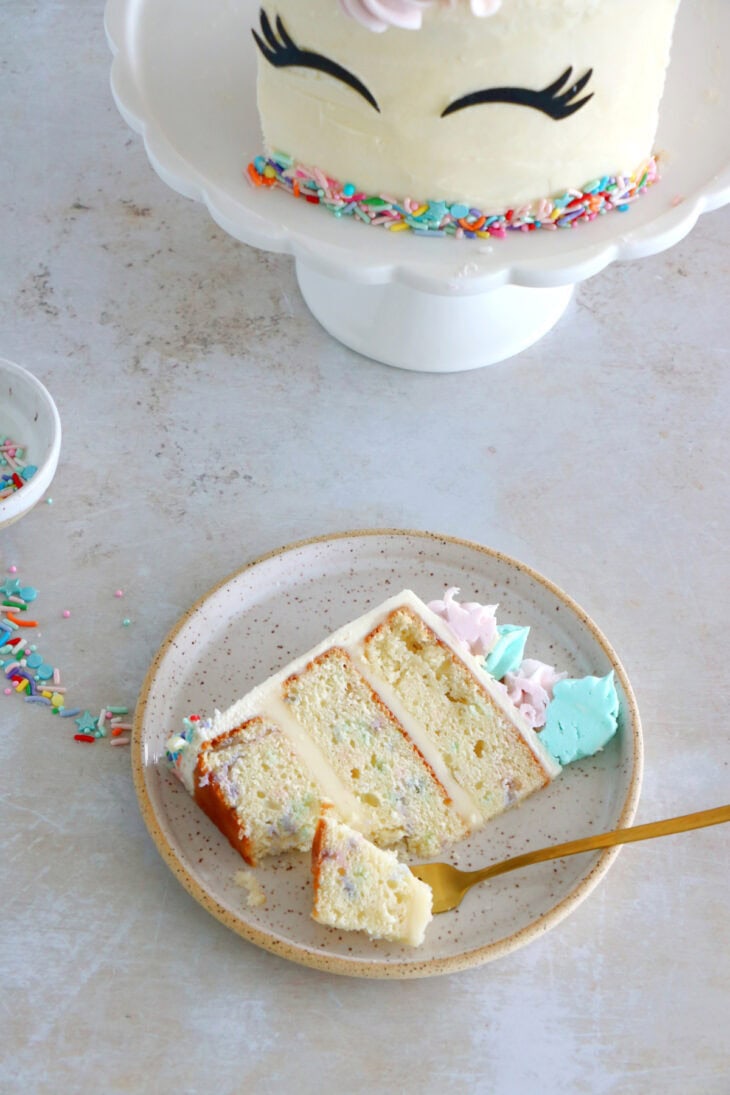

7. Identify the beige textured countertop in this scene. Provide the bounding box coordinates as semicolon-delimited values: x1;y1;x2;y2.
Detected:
1;3;728;1092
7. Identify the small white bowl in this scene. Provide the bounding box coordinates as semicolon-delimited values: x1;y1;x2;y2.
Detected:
0;357;61;529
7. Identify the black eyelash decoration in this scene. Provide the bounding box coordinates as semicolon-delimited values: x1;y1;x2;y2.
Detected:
441;67;594;121
252;9;380;113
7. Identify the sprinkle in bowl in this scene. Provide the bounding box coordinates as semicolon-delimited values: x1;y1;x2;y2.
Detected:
0;357;61;529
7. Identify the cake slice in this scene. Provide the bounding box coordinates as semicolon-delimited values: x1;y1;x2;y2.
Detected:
311;805;433;946
167;590;560;867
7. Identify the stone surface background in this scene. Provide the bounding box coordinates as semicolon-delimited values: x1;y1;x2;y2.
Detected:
1;3;728;1092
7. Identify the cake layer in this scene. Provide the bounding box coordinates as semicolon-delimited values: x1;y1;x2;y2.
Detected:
254;0;681;210
363;606;554;821
311;805;433;946
282;647;468;856
195;718;322;865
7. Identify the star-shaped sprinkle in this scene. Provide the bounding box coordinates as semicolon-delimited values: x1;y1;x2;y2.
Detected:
0;578;22;598
74;710;98;733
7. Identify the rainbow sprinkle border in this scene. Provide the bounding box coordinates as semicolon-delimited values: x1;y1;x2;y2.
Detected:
246;152;659;238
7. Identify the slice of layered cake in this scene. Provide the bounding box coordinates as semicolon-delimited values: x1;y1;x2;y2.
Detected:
167;590;561;866
311;804;433;946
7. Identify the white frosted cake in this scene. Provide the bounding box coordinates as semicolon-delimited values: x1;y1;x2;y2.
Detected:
248;0;682;237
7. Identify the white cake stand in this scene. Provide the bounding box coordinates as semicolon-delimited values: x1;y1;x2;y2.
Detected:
106;0;730;372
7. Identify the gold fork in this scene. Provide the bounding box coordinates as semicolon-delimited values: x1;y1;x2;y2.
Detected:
410;804;730;913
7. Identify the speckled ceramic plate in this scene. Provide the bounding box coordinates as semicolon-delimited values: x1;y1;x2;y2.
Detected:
133;530;642;978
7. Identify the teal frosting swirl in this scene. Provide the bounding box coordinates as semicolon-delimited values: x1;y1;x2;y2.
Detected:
484;624;530;680
540;671;619;765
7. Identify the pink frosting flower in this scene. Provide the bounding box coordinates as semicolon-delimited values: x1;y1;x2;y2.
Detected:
339;0;501;33
503;658;568;730
427;587;498;657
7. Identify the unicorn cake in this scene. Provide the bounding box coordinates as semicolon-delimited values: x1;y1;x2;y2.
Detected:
247;0;682;238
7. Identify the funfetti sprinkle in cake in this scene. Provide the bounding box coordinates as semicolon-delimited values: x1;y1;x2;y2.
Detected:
247;0;682;238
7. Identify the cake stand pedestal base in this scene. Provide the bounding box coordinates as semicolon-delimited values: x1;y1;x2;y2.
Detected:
296;260;574;373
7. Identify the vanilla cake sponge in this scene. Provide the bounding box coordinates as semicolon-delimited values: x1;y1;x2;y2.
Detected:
168;590;560;866
194;717;322;863
282;647;467;853
363;605;549;818
311;805;433;946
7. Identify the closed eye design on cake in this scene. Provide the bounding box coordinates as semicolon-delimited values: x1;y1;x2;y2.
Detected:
442;66;594;120
252;9;380;112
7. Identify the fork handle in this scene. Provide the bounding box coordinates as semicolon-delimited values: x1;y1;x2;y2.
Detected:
469;804;730;885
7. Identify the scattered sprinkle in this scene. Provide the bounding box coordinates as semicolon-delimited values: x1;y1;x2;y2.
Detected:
75;711;98;733
114;589;124;598
1;570;134;746
6;612;37;627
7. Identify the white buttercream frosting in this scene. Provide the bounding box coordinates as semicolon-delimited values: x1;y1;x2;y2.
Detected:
255;0;681;210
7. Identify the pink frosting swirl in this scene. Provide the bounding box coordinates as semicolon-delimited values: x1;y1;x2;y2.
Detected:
503;658;568;730
339;0;501;33
427;587;498;657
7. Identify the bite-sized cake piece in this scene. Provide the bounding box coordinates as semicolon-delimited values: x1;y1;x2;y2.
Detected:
311;805;433;946
167;590;560;867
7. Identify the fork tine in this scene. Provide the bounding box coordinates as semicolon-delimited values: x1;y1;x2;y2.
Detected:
408;862;468;912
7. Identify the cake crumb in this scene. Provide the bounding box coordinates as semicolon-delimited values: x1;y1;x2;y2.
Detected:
234;869;267;908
